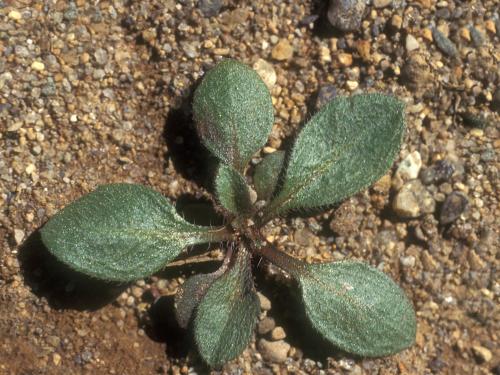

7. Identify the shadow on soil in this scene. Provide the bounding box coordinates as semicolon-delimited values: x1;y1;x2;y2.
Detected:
253;263;350;363
162;83;219;192
18;231;127;311
142;258;224;372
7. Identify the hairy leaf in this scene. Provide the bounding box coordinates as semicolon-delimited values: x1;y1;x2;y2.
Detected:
253;151;285;201
41;184;227;282
194;249;259;367
175;272;221;329
265;94;405;219
215;164;254;216
298;261;416;357
193;60;274;171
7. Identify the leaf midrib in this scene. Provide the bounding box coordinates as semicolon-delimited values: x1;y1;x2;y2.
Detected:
267;119;364;217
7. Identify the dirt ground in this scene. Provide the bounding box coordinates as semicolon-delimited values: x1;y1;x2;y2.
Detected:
0;0;498;374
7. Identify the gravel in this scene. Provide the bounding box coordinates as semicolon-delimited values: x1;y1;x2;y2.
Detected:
327;0;366;32
1;0;498;374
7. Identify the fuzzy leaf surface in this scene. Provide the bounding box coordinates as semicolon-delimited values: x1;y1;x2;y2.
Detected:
175;272;221;329
194;250;259;367
193;59;274;171
298;261;416;357
41;184;226;282
215;164;254;216
253;151;285;201
265;94;405;218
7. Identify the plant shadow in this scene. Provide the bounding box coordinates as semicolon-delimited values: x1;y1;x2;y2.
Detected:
175;194;224;227
163;86;218;192
253;262;353;364
18;231;127;311
141;258;223;369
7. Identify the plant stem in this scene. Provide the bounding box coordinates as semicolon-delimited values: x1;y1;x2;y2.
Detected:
252;244;306;278
206;226;234;243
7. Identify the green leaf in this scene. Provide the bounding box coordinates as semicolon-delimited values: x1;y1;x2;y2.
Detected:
264;94;405;219
194;249;260;367
215;164;254;216
193;59;274;171
40;184;228;282
175;272;221;329
253;151;285;201
297;261;416;357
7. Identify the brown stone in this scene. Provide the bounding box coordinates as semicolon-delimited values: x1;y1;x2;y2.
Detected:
271;39;293;61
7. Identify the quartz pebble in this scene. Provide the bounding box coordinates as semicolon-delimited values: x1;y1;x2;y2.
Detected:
393;180;435;218
395;151;422;182
405;35;419;52
253;59;276;89
14;229;25;245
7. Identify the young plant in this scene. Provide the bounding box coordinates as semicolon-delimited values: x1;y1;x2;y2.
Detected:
40;60;416;367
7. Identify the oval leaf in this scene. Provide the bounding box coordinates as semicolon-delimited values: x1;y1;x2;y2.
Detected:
194;249;259;367
193;60;274;171
215;164;254;216
265;94;405;218
253;151;285;201
298;261;416;357
41;184;227;282
175;272;221;329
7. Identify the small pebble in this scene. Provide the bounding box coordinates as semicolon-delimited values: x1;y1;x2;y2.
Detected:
469;27;484;47
432;28;458;58
337;52;353;67
52;353;62;366
94;48;108;66
258;339;290;363
253;59;276;89
316;85;337;109
198;0;223;17
420;160;455;185
258;317;276;335
327;0;366;32
25;164;36;175
393;180;435;218
14;229;25;245
391;14;403;29
373;0;392;8
472;345;492;363
31;61;45;71
439;192;468;225
346;80;358;91
257;292;272;311
8;10;22;21
405;35;419;52
271;326;286;341
395;151;422;182
400;255;416;268
271;40;293;61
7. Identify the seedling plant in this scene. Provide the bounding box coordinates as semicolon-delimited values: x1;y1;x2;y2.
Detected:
41;60;416;367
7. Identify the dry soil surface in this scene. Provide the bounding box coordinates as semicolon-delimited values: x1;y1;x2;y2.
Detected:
0;1;499;374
